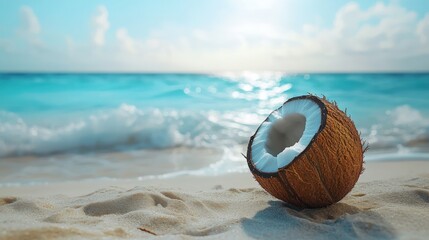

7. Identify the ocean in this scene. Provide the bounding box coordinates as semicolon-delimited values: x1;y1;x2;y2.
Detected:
1;72;429;185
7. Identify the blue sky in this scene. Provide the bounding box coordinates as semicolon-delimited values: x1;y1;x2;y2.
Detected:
1;0;429;72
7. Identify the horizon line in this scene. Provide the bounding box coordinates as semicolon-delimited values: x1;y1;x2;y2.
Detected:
1;70;429;75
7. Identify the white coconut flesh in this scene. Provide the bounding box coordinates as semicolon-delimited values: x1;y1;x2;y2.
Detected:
251;99;322;173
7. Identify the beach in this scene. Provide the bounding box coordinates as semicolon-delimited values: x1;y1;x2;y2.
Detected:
1;74;429;239
2;0;429;237
1;160;429;239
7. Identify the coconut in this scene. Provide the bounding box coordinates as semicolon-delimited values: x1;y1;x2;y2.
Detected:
246;95;366;208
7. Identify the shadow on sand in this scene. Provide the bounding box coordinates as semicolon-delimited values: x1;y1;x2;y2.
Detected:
241;201;396;239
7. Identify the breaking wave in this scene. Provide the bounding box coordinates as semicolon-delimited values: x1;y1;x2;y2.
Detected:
359;105;429;153
1;103;429;158
0;104;264;157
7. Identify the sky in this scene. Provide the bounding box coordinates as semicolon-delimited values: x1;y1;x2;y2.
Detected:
1;0;429;73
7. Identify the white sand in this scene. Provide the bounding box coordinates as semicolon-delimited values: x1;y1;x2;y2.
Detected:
1;160;429;239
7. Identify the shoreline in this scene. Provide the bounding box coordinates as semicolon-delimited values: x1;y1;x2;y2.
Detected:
1;160;428;197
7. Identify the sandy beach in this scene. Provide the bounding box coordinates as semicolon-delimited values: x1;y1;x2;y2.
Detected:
2;0;429;238
1;160;428;240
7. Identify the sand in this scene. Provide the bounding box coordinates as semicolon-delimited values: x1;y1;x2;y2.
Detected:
1;161;429;239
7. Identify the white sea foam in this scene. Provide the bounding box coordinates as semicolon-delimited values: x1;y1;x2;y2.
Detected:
1;102;429;159
361;105;429;151
0;104;263;157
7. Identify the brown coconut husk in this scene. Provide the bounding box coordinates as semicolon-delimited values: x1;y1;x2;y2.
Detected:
246;95;365;208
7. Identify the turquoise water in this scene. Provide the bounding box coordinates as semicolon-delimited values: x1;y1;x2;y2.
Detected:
1;72;429;183
1;72;429;153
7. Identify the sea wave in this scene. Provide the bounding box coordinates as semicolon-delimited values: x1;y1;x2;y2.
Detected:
0;104;263;157
359;105;429;151
1;102;429;157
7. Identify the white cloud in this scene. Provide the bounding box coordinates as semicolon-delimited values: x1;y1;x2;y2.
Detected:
333;2;361;36
417;14;429;43
20;6;40;35
192;29;208;42
92;5;109;47
260;2;428;72
122;2;422;72
5;1;429;72
145;38;161;49
19;6;42;47
121;2;428;72
116;28;137;54
281;2;419;56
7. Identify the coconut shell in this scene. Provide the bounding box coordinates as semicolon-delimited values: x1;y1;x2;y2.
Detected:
246;95;364;208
